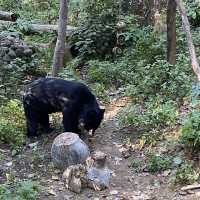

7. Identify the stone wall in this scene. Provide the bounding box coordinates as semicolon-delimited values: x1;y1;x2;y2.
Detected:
0;33;35;66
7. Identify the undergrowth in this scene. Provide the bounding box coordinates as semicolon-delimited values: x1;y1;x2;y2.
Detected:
0;100;26;151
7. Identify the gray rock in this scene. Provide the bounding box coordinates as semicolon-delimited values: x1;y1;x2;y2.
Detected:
0;47;9;56
1;40;12;47
3;54;11;62
8;49;16;59
6;36;15;42
23;48;33;56
15;48;24;57
10;45;17;50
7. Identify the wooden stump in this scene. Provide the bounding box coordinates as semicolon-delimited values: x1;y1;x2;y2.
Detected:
51;132;90;169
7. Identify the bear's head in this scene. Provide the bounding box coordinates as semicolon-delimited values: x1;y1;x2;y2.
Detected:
79;107;105;135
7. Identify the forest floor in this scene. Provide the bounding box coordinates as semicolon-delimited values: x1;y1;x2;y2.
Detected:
1;97;200;200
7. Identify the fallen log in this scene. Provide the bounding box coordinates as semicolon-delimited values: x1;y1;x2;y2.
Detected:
0;11;18;21
0;20;76;35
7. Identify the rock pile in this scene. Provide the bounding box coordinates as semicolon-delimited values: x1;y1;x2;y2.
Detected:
0;33;35;66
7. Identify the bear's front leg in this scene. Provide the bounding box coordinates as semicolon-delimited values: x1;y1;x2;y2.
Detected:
62;106;79;134
24;108;40;137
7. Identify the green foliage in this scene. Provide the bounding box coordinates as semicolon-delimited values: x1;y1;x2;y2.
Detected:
81;0;119;22
186;0;200;27
130;159;142;172
70;21;116;61
88;25;192;102
118;99;179;134
0;0;22;10
147;153;172;173
181;109;200;151
0;0;59;24
88;60;129;88
69;0;122;62
0;181;40;200
0;100;26;150
125;54;192;102
174;163;199;185
90;83;110;102
0;49;47;103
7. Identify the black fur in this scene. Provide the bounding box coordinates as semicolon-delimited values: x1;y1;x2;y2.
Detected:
22;78;104;137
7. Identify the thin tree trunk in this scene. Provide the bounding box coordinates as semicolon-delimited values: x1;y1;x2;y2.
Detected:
167;0;177;65
52;0;69;77
174;0;200;81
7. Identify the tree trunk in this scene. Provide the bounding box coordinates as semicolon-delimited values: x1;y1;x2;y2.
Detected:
0;11;18;21
51;0;69;77
174;0;200;81
167;0;177;65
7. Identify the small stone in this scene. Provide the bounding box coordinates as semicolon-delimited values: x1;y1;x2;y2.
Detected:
27;174;35;178
64;195;73;199
87;193;93;198
10;45;16;50
7;49;16;59
187;190;194;194
48;189;57;196
23;48;33;56
113;157;122;165
52;175;59;180
101;194;107;198
179;191;187;196
162;170;171;177
28;142;38;149
5;161;12;167
110;190;119;195
15;48;24;57
54;169;61;174
3;54;11;62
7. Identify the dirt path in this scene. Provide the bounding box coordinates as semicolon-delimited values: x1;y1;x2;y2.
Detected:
1;98;200;199
38;98;198;199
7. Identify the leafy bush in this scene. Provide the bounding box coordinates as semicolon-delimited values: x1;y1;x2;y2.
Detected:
88;28;192;102
0;100;26;150
88;60;130;88
0;50;47;103
70;20;116;61
125;54;192;102
174;163;199;185
130;159;143;172
0;181;40;200
146;153;172;173
118;99;179;134
186;0;200;27
181;110;200;151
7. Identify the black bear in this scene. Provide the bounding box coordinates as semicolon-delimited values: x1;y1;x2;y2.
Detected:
22;78;104;137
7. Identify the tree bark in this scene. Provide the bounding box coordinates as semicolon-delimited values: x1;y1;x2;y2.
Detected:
0;20;75;35
174;0;200;81
167;0;177;65
0;11;18;21
52;0;69;77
